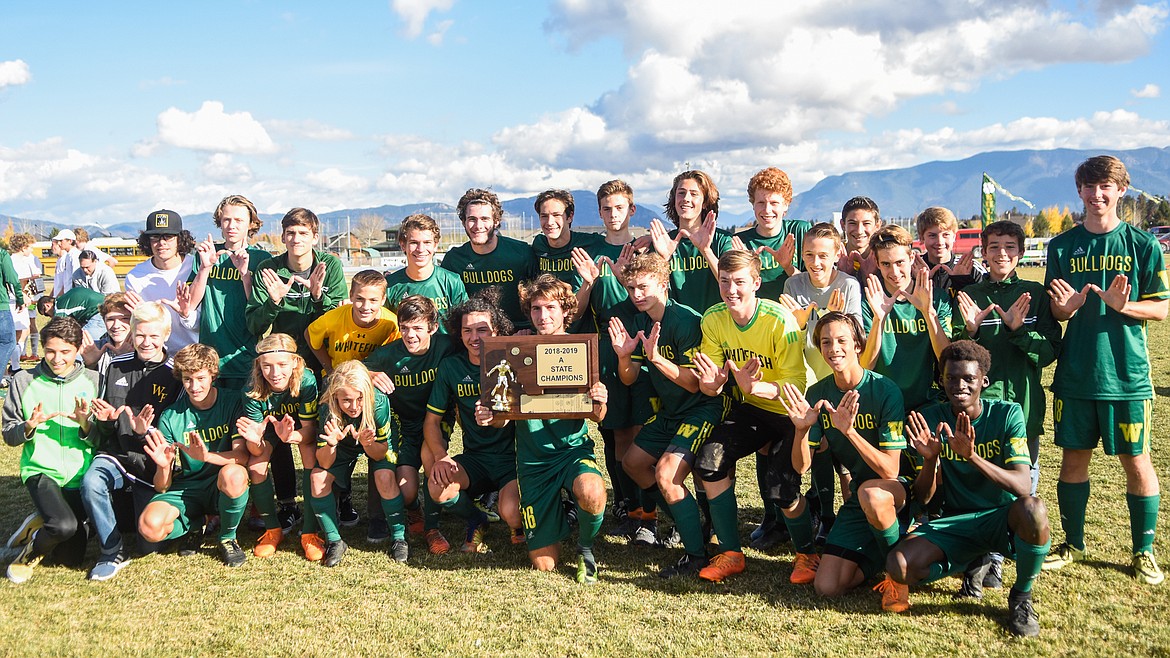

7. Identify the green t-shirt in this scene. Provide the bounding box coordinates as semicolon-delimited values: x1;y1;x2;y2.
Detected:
917;399;1030;514
628;299;715;421
515;416;592;468
53;287;105;326
426;352;515;456
959;275;1061;438
737;221;810;301
586;239;634;329
316;388;397;460
862;285;954;411
190;245;269;381
158;388;245;487
668;228;733;316
245;249;347;370
533;231;607;333
383;266;468;333
365;333;455;439
242;369;319;439
806;370;906;497
440;235;538;331
1044;222;1169;400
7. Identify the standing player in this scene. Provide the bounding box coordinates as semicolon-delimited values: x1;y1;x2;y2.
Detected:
235;333;321;560
49;229;80;297
610;253;730;577
138;344;251;567
440;188;538;331
475;275;609;582
888;341;1050;636
383;214;468;329
124;210;199;353
782;312;906;604
309;360;407;565
836;197;883;281
1041;155;1168;584
737;167;810;300
649;170;734;315
366;296;457;553
531;189;604;331
570;180;652;530
426;289;524;552
861;225;953;411
690;250;811;583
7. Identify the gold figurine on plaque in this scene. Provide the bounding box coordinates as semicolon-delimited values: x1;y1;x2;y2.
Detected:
486;359;516;412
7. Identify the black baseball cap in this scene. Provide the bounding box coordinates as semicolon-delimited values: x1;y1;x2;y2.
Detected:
144;209;183;236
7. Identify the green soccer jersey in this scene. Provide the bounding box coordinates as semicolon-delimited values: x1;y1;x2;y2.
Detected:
243;369;319;435
668;228;734;316
533;231;606;333
1045;222;1169;400
629;299;715;420
917;398;1031;514
960;275;1061;438
158;388;245;487
440;235;538;331
365;334;455;439
700;298;807;415
515;416;593;469
190;245;270;381
316;388;395;447
862;285;954;411
586;240;634;328
245;249;347;369
426;352;515;456
807;370;906;496
384;266;468;333
53;287;105;325
737;221;810;301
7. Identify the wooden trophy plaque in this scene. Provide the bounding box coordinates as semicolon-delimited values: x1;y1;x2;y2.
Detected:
479;334;600;420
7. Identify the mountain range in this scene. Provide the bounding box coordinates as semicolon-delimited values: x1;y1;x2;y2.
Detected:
4;146;1168;239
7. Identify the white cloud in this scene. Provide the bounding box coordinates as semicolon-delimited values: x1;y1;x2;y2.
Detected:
306;167;370;194
391;0;455;38
266;119;354;141
427;19;454;45
200;154;253;184
0;59;31;88
156;101;277;154
1132;83;1161;98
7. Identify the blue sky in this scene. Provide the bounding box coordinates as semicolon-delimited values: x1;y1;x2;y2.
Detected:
1;0;1167;224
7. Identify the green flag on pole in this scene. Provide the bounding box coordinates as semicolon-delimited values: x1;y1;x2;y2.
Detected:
981;173;996;228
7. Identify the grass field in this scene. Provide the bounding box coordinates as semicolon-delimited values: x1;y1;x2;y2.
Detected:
2;265;1169;656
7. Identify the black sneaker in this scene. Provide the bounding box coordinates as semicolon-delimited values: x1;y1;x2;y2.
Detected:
338;495;360;527
389;539;409;563
1007;588;1040;637
983;556;1004;589
631;522;659;547
749;525;789;551
178;526;204;557
277;503;303;534
661;526;683;550
958;555;992;599
564;499;578;527
659;553;709;579
815;515;834;547
606;516;641;539
367;516;390;544
749;518;776;543
323;539;348;567
611;499;629;523
219;539;247;568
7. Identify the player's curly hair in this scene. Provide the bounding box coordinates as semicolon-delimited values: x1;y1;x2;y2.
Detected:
747;167;793;205
8;232;34;252
172;343;221;381
519;274;577;332
621;252;670;287
248;333;306;401
939;340;992;377
321;359;377;434
445;286;514;346
214;194;263;238
664;170;719;227
457;188;503;225
136;230;196;259
813;312;865;353
40;315;83;348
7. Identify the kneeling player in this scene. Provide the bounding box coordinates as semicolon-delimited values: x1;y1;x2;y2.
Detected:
139;344;250;567
610;253;728;577
476;275;608;583
886;341;1050;636
784;312;906;604
236;333;320;560
310;360;406;566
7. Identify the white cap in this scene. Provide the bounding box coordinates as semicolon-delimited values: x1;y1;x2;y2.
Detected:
52;229;77;241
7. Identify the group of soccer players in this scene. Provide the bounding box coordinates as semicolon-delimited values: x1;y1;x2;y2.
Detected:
3;155;1166;638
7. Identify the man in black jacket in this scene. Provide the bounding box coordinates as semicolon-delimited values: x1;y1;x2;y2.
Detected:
80;301;183;581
